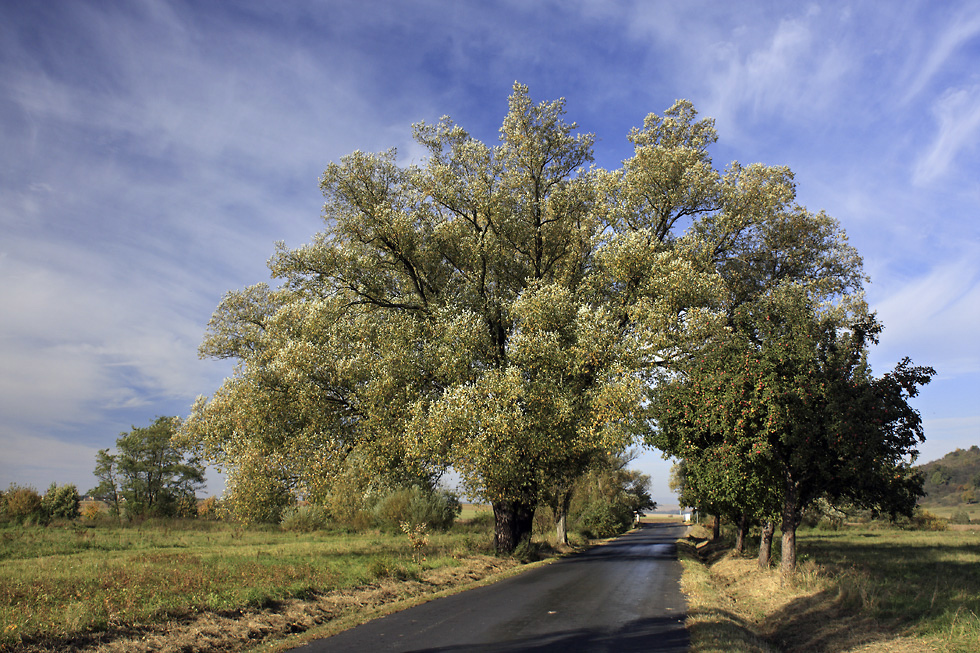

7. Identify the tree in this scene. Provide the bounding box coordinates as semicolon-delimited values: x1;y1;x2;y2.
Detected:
42;483;80;520
95;417;206;518
90;448;122;516
570;454;656;539
650;286;933;572
185;85;850;553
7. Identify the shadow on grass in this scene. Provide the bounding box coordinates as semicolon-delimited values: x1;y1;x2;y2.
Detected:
760;530;980;651
687;607;777;652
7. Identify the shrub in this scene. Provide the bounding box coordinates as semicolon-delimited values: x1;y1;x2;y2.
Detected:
4;484;45;524
949;509;971;525
575;498;632;539
895;508;947;531
197;496;220;520
280;504;331;532
81;502;105;522
174;495;199;519
372;486;461;531
42;483;81;520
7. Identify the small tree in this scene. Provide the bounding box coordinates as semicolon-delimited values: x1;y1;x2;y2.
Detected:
90;448;122;516
93;417;206;519
570;455;655;539
42;483;80;520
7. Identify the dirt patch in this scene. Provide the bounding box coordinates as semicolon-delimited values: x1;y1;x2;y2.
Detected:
9;555;520;653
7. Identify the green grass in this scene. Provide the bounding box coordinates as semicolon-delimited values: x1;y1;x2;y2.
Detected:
918;503;978;520
0;520;494;649
458;503;492;521
800;527;980;649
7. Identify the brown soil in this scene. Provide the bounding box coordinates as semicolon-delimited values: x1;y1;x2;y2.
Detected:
11;555;520;653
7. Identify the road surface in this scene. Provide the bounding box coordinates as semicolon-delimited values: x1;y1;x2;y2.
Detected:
293;522;689;652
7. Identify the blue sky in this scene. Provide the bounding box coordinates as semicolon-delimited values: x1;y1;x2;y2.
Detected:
2;1;978;503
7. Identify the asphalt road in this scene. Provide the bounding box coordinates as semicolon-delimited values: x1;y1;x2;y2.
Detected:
293;522;689;653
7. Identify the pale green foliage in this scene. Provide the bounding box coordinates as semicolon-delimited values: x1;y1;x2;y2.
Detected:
185;84;855;544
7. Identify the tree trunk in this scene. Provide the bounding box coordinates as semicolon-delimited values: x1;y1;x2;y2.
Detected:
758;520;775;569
780;481;801;574
712;514;721;540
734;512;748;555
780;523;797;574
493;499;536;554
553;490;572;546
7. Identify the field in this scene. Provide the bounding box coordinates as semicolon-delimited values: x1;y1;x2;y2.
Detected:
680;523;980;652
0;518;515;652
917;502;978;521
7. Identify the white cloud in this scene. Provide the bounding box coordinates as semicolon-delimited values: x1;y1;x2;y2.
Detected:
707;15;853;135
870;255;980;377
902;8;980;103
0;428;102;491
912;85;980;185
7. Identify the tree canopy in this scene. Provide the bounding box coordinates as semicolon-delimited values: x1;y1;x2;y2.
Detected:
184;83;925;555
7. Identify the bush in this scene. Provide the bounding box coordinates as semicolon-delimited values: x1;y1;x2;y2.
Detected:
42;483;81;520
280;504;331;532
371;486;461;531
575;498;632;539
197;496;220;520
3;484;45;525
949;509;971;525
895;509;947;531
81;502;106;522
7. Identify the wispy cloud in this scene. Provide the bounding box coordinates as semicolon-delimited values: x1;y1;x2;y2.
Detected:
870;253;980;377
703;10;851;132
912;85;980;185
901;7;980;103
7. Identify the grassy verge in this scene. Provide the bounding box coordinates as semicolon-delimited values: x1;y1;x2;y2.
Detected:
0;519;510;652
679;524;980;652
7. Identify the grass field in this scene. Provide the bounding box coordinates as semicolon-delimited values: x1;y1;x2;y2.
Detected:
680;523;980;652
0;519;501;651
918;502;978;520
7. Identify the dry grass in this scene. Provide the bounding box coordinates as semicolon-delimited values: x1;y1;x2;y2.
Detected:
3;553;520;653
679;525;978;652
0;520;522;652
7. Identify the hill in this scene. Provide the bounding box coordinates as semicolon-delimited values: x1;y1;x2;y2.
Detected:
917;446;980;506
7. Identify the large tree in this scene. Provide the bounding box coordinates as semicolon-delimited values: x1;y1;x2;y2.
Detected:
185;84;840;552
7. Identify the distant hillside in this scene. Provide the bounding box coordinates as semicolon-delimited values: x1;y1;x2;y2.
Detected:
917;446;980;506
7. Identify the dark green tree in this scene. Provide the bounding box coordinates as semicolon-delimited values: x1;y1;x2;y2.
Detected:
94;417;205;518
90;448;122;516
650;286;933;573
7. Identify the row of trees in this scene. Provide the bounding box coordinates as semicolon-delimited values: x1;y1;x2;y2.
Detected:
181;84;930;564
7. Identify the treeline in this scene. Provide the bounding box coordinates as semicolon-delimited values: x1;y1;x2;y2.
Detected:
919;446;980;506
4;414;653;546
